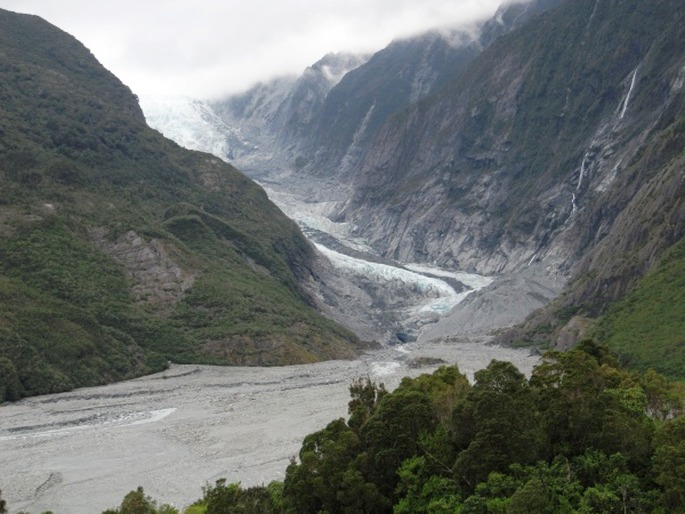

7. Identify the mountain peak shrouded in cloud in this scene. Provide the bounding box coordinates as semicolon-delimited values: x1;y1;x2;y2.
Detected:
0;0;507;99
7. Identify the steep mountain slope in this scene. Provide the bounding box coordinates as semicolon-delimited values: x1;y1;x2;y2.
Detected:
338;0;684;367
0;9;358;402
338;0;683;269
202;0;562;180
211;53;368;173
499;108;685;363
297;30;483;179
296;0;565;180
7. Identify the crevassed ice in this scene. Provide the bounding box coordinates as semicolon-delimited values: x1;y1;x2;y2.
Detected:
315;244;456;296
403;263;493;290
315;244;490;316
140;95;231;159
263;186;375;254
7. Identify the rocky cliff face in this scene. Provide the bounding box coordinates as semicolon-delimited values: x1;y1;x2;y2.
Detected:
208;1;563;179
210;53;368;173
298;29;483;179
339;0;684;279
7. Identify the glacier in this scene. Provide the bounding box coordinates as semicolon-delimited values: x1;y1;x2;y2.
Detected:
139;95;248;160
140;96;493;342
315;243;489;318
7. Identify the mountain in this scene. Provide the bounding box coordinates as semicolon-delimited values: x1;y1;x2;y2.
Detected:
211;52;369;174
337;0;684;372
201;0;565;182
140;0;683;377
144;1;563;182
293;0;567;180
190;0;683;374
0;9;360;402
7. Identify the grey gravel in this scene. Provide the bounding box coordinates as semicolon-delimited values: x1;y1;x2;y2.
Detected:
0;340;538;514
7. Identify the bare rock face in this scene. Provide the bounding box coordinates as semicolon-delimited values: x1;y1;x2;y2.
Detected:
338;0;685;284
91;229;194;306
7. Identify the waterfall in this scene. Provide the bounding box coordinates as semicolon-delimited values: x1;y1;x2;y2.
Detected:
586;0;600;30
577;152;590;190
528;251;539;266
620;68;638;119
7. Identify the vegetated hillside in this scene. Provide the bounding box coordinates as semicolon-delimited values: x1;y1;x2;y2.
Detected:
0;9;358;402
333;0;683;373
594;239;685;379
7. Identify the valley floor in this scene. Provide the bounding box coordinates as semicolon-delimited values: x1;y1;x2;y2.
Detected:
0;340;538;514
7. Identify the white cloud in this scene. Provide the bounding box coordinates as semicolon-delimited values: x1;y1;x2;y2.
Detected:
0;0;503;99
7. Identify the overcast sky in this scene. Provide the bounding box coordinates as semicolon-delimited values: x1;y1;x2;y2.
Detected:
0;1;505;99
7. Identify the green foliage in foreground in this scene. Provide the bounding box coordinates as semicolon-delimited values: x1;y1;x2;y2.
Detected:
102;486;178;514
595;239;685;380
103;343;685;514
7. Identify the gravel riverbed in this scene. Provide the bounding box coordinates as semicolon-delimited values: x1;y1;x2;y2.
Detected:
0;340;538;514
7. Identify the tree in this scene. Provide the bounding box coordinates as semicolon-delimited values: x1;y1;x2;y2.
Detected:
118;487;158;514
348;377;386;431
0;356;21;401
530;349;610;456
360;388;438;501
200;479;280;514
570;449;649;513
103;487;178;514
396;366;470;424
640;368;683;420
453;360;544;493
652;416;685;511
282;418;361;513
460;459;582;514
394;456;460;514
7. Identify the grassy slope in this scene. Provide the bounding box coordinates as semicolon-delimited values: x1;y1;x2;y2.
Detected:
0;9;358;401
594;240;685;380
